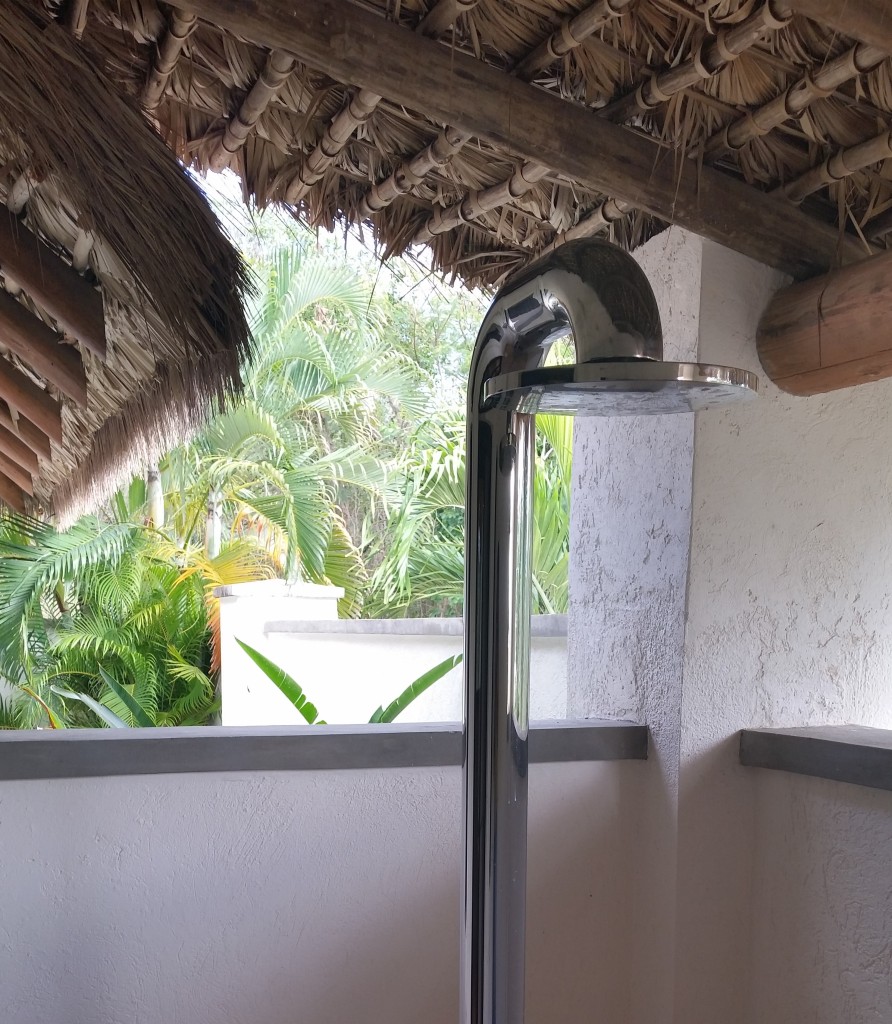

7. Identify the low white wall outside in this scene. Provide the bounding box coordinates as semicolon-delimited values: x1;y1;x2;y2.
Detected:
0;760;638;1024
219;599;568;725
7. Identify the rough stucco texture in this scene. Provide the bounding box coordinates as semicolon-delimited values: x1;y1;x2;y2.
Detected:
0;761;641;1024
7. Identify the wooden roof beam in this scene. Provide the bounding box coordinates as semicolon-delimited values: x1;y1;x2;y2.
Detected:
358;0;631;220
423;1;788;258
143;8;198;112
0;402;51;460
0;421;39;475
0;470;25;513
758;248;892;395
174;0;866;276
791;0;892;55
704;42;886;161
0;359;63;444
0;450;32;495
209;50;296;171
0;290;87;405
284;0;479;205
0;212;105;359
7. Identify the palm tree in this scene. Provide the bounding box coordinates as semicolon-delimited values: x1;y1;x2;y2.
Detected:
0;505;273;729
364;413;572;617
162;244;425;616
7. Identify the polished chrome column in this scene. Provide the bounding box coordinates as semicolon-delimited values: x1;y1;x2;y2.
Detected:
461;239;756;1024
462;401;533;1024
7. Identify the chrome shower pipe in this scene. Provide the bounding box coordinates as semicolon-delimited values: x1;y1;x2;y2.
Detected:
461;240;756;1024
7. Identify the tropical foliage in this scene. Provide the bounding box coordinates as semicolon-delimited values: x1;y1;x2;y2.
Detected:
0;216;572;728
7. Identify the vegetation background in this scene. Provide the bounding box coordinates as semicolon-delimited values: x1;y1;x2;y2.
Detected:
0;176;570;729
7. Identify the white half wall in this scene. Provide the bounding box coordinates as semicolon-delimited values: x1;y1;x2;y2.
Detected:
0;760;640;1024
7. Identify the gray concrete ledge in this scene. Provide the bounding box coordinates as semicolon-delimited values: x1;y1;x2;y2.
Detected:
0;719;646;782
740;725;892;792
264;614;567;638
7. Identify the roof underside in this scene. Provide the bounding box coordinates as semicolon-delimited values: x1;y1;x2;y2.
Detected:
2;0;890;517
82;0;892;288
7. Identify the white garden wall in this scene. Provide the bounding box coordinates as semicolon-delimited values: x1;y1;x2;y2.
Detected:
218;586;568;725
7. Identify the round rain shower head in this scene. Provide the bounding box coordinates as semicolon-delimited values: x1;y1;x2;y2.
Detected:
483;361;758;417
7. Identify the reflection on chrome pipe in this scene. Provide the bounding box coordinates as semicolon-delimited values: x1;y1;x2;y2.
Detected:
462;404;532;1024
461;238;757;1024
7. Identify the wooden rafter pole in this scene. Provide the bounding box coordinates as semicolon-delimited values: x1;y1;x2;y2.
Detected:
0;359;62;443
414;162;550;243
170;0;866;277
416;0;478;39
358;0;633;220
779;129;892;204
791;0;892;54
143;8;198;111
601;0;792;123
412;0;789;249
0;291;88;405
283;0;480;204
0;403;51;460
0;212;105;359
703;41;886;161
209;50;296;171
66;0;90;39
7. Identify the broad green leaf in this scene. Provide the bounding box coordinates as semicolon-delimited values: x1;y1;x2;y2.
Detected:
98;667;155;727
370;653;463;724
50;685;130;729
235;638;321;724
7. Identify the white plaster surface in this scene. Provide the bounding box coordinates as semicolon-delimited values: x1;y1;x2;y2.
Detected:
0;761;640;1024
569;228;892;1023
220;607;567;725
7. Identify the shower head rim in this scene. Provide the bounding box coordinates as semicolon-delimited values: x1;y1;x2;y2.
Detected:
482;360;758;416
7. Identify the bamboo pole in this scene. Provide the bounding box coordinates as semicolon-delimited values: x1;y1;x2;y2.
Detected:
779;129;892;203
0;290;88;405
0;403;51;460
66;0;90;39
358;0;632;220
210;50;296;171
414;163;550;243
704;42;886;161
143;9;198;111
602;1;792;123
0;359;63;443
0;212;105;359
285;0;478;204
415;1;789;248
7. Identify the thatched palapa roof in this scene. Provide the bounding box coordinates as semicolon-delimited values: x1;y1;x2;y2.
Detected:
68;0;892;291
4;0;892;514
0;0;250;521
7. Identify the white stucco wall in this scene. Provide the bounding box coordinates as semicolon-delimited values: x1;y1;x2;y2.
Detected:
0;760;640;1024
570;227;892;1023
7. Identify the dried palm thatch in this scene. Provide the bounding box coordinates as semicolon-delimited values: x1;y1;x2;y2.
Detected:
68;0;892;293
0;0;251;521
5;0;890;519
